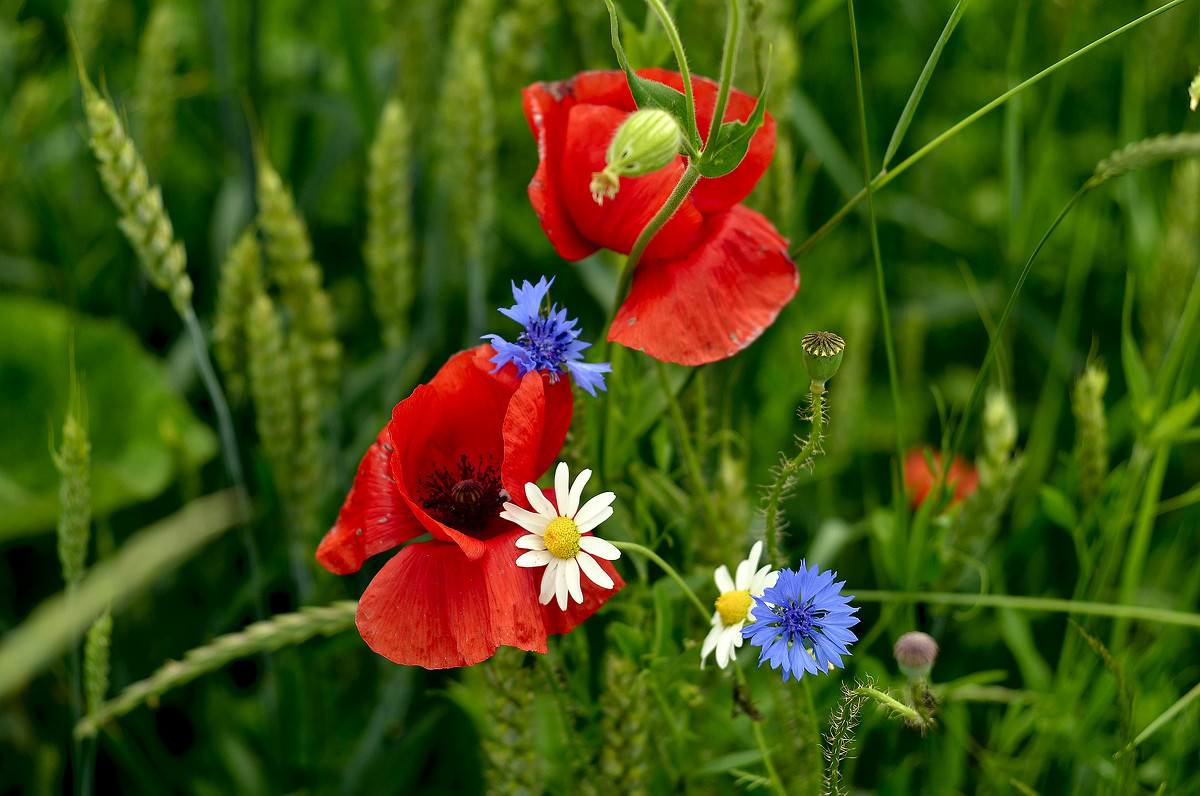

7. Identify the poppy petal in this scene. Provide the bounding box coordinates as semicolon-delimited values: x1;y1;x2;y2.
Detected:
609;204;799;365
356;531;550;669
523;80;601;261
315;426;424;575
501;372;573;505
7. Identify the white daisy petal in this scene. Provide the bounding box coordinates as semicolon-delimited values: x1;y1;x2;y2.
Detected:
577;505;613;534
747;540;763;571
567;468;591;518
525;482;558;518
734;557;753;589
539;563;557;605
700;624;722;668
573;492;616;530
715;629;732;669
516;549;555;567
578;535;621;561
501;503;553;534
555;565;569;610
714;564;736;594
566;559;583;604
554;462;571;515
515;534;548;551
576;550;614;590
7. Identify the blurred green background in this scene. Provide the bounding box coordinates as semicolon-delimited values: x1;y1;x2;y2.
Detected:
2;0;1199;793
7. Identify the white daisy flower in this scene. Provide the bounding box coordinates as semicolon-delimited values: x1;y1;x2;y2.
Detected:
502;462;621;611
700;541;779;669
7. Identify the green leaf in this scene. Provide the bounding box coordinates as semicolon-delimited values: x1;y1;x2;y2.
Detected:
696;61;772;179
1038;485;1079;531
0;296;218;540
602;0;700;151
1148;390;1200;447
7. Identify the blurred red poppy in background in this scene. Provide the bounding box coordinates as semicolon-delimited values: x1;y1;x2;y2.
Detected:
316;345;623;669
903;447;979;510
523;68;798;366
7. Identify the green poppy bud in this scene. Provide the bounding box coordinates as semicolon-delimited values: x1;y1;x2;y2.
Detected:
590;108;683;205
801;331;845;388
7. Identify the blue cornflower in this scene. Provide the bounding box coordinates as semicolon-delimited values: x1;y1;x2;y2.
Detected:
483;277;612;396
740;562;860;682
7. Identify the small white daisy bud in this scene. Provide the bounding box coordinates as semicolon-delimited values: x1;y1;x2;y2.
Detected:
894;631;939;681
590;108;683;205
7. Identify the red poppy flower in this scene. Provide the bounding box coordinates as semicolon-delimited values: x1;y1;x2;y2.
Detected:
316;344;624;669
523;68;799;366
903;448;979;510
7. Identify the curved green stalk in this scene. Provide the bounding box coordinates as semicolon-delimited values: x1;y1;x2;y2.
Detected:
793;0;1195;259
853;590;1200;628
611;540;709;619
645;0;699;144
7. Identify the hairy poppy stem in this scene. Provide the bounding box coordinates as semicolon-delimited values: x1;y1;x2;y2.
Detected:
610;162;703;319
764;383;825;570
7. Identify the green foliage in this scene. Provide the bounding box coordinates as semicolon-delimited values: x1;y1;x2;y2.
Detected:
4;0;1200;794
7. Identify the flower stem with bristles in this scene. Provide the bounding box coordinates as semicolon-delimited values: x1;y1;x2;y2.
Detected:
763;383;826;570
75;602;358;738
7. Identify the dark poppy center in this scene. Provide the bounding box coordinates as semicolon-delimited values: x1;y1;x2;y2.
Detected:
420;455;507;532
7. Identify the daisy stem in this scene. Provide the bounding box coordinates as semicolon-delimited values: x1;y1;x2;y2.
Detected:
610;163;703;319
655;361;729;563
763;383;825;570
609;540;710;620
733;660;789;796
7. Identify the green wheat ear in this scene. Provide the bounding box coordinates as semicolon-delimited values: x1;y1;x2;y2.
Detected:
54;362;91;589
254;155;342;402
72;37;193;314
1072;362;1109;508
476;648;543;796
134;2;183;172
364;98;415;351
213;227;265;405
584;654;652;795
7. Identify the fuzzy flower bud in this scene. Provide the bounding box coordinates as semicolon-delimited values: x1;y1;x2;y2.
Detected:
801;331;845;388
590;108;683;205
894;631;939;681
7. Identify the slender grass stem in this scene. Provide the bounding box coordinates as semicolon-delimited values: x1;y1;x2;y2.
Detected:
182;307;264;620
854;590;1200;628
655;362;728;562
763;385;824;570
846;0;907;548
793;0;1196;259
610;540;709;620
1120;679;1200;756
732;659;789;796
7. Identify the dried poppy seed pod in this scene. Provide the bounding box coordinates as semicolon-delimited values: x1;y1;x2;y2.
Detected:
894;631;939;681
801;331;845;388
590;108;683;204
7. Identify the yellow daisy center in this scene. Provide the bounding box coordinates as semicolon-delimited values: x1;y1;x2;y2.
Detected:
544;516;581;560
715;589;752;626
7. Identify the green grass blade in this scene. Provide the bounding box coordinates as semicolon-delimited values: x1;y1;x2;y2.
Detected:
0;491;245;699
881;0;970;170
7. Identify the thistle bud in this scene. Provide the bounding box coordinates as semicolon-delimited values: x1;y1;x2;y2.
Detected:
893;631;939;681
590;108;683;205
801;331;845;388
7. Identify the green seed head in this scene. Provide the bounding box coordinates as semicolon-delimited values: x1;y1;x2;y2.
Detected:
590;108;683;204
801;331;845;387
